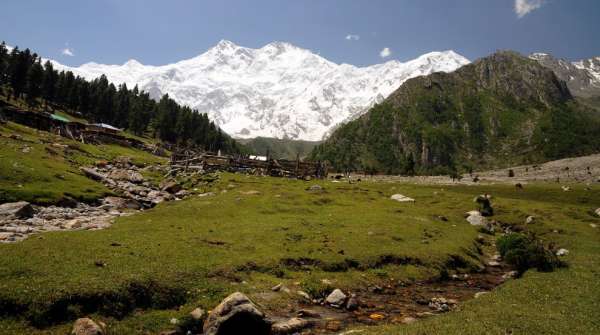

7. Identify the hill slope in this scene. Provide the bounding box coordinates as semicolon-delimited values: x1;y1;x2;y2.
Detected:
310;51;600;174
50;40;469;140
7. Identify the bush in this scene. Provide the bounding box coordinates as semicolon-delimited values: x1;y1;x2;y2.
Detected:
497;233;563;273
300;276;333;300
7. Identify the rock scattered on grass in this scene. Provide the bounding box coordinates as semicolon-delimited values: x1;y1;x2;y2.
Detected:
203;292;271;335
595;208;600;217
0;201;35;219
525;216;535;224
346;294;359;311
474;292;489;299
325;289;347;308
271;317;312;335
556;248;569;256
390;194;415;202
71;318;105;335
465;210;487;226
400;316;417;324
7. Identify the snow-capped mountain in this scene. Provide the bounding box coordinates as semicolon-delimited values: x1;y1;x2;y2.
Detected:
52;40;470;140
530;53;600;98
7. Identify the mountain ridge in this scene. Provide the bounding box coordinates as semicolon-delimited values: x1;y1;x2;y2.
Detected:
310;51;600;174
48;40;470;141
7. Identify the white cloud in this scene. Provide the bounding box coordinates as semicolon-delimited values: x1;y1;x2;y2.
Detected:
345;34;360;41
379;47;391;58
61;47;74;57
515;0;546;18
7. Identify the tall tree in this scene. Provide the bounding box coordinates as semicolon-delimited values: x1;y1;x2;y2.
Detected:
26;58;44;105
42;60;57;104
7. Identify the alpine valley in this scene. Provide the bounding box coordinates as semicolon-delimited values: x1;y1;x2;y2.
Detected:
50;40;470;141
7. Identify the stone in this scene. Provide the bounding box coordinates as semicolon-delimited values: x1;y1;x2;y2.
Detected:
271;318;312;335
325;289;347;308
525;216;535;224
71;318;105;335
346;294;359;311
307;185;323;192
0;201;34;219
239;190;261;195
595;208;600;217
102;197;141;210
474;292;488;299
561;186;571;192
296;290;311;301
271;283;283;292
296;309;320;318
400;316;417;324
556;248;569;256
190;307;205;321
161;181;182;194
107;169;144;183
203;292;271;335
465;211;487;226
390;194;415;202
502;271;518;280
487;261;501;267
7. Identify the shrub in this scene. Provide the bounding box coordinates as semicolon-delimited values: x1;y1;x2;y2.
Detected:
301;276;333;299
497;233;563;273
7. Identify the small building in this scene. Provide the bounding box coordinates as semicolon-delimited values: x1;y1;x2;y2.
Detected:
87;123;121;134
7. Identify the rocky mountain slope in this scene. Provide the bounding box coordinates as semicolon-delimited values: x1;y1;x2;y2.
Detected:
50;40;469;141
530;53;600;98
310;51;600;174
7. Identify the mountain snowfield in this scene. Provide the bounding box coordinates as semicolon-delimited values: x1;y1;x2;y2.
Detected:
50;40;469;141
529;53;600;98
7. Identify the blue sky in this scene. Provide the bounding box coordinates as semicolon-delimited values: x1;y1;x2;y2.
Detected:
1;0;599;67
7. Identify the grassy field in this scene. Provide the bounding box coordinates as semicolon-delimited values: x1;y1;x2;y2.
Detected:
0;170;598;334
0;121;166;205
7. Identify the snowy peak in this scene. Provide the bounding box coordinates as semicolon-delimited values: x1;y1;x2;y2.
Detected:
51;41;470;140
530;53;600;98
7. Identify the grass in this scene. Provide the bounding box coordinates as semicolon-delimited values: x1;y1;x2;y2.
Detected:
0;171;597;334
352;183;600;335
0;121;166;205
0;173;485;334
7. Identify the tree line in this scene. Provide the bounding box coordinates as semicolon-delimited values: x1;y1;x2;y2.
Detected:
0;42;241;153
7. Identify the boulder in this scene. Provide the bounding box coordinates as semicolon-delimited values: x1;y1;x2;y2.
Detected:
345;294;359;311
107;169;144;183
401;316;417;324
0;201;34;219
390;194;415;202
556;248;569;256
190;308;205;321
71;318;105;335
307;185;323;192
525;216;535;224
595;208;600;217
465;211;487;226
203;292;271;335
160;180;182;194
271;318;311;335
103;197;141;210
325;289;347;308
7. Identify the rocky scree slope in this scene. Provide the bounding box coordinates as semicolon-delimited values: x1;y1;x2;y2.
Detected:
310;51;600;174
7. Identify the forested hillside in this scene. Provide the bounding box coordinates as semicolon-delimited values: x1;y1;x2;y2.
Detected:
0;42;241;153
310;51;600;174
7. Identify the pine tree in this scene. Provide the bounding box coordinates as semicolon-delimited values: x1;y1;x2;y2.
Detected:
42;60;57;104
26;58;44;106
